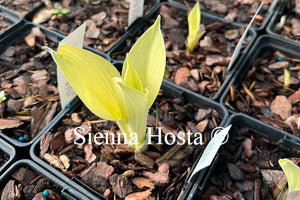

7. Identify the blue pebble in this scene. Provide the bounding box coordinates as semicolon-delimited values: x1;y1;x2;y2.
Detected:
43;190;49;197
18;137;25;142
153;109;157;114
278;57;283;61
289;65;293;69
66;103;71;108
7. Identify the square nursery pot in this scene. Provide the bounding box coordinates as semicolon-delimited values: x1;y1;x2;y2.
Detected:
267;0;300;46
168;0;281;32
0;0;41;16
201;113;300;199
30;77;228;200
0;23;109;149
221;34;300;143
0;5;23;41
24;0;160;53
0;159;101;200
108;1;257;101
0;137;16;175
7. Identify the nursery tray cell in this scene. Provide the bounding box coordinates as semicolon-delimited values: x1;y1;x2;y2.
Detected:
267;0;300;44
110;2;256;100
27;0;159;52
0;24;61;146
0;160;98;200
222;35;300;139
0;0;41;16
202;113;300;199
170;0;278;31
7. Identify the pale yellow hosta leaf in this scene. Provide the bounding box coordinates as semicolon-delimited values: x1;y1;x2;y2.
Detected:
278;159;300;193
188;2;200;40
124;16;166;109
284;69;290;89
113;78;148;151
51;44;125;121
122;55;145;93
187;2;205;53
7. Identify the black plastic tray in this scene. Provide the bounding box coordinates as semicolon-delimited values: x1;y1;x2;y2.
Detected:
220;34;300;144
168;0;281;33
24;0;160;54
30;76;229;200
108;1;257;101
0;159;101;200
0;138;16;175
0;5;23;41
0;22;110;149
266;0;300;46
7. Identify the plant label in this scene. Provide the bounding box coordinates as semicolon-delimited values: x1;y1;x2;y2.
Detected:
128;0;144;26
227;3;264;71
186;125;232;183
58;23;86;108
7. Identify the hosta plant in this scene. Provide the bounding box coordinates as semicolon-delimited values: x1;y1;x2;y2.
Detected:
278;158;300;200
186;2;206;53
44;16;165;152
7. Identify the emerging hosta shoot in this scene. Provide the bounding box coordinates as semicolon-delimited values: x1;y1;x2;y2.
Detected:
186;2;205;53
0;91;6;103
283;69;290;89
278;159;300;200
45;16;165;151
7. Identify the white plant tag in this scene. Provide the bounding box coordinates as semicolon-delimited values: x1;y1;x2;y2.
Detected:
227;3;264;71
128;0;144;26
57;23;86;108
187;125;232;183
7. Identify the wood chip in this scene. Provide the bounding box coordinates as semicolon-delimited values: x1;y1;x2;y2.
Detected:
84;144;96;163
134;152;155;169
0;118;23;129
143;163;169;185
125;189;152;200
132;177;155;190
44;153;67;171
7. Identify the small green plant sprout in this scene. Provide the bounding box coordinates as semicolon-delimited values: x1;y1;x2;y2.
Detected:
186;2;205;53
0;91;6;103
278;158;300;200
44;16;165;152
52;8;70;16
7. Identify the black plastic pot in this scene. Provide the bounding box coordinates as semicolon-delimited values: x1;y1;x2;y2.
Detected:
24;0;160;54
0;5;23;41
0;22;110;149
198;113;300;198
0;159;101;200
0;138;16;175
267;0;300;46
108;1;257;101
30;75;229;200
220;34;300;144
169;0;281;33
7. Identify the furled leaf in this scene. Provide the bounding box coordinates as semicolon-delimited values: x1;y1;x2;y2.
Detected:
186;2;205;53
114;79;148;150
124;16;165;109
284;69;290;89
278;159;300;193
